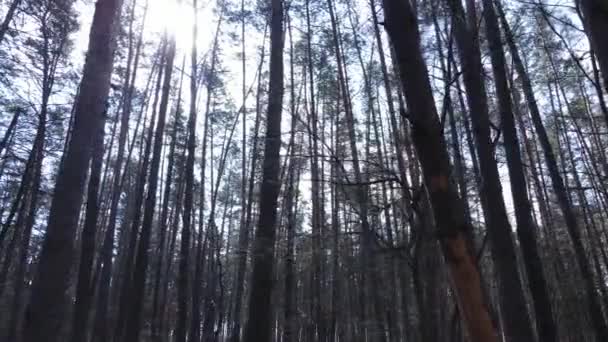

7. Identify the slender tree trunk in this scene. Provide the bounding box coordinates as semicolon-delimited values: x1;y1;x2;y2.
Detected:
482;0;557;339
498;3;608;339
305;0;325;334
242;0;284;338
444;0;536;338
94;50;155;342
177;1;199;339
0;108;20;156
123;28;177;342
0;0;22;45
230;28;267;342
114;41;165;342
151;63;182;340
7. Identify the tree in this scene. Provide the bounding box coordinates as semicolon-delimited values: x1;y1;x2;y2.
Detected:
242;0;284;339
382;0;498;340
22;0;123;340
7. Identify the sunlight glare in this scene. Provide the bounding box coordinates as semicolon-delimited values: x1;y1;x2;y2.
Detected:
147;0;194;47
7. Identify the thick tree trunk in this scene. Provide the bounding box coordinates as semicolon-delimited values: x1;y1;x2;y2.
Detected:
381;0;498;341
22;0;123;340
578;0;608;94
70;107;107;342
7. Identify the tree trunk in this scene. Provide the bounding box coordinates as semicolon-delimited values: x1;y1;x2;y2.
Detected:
482;0;557;339
242;0;284;338
578;0;608;94
382;0;498;340
70;106;107;342
230;28;266;342
123;29;177;342
177;1;198;339
444;0;536;338
22;0;123;340
0;0;22;45
0;108;20;156
497;3;608;339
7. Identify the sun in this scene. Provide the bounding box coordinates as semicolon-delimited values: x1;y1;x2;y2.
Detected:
146;0;195;48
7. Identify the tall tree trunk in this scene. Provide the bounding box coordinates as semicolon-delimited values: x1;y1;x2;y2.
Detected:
444;0;536;338
114;41;165;342
242;0;284;338
22;0;123;340
177;1;199;339
123;28;177;342
481;0;557;339
94;49;156;342
497;3;608;339
70;107;107;342
305;0;325;334
326;0;385;338
578;0;608;94
4;98;47;341
382;0;498;340
230;28;267;342
151;62;182;340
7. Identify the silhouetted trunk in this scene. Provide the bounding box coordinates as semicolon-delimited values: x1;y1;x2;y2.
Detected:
242;0;284;338
22;0;123;340
151;63;182;340
578;0;608;93
444;0;535;338
94;48;155;342
0;0;22;45
482;0;557;339
0;108;20;155
176;2;198;338
114;40;165;342
498;3;608;339
123;28;176;341
5;99;47;341
230;27;266;342
70;107;107;342
382;0;498;340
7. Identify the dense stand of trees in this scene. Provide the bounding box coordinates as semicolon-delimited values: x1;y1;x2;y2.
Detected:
0;0;608;340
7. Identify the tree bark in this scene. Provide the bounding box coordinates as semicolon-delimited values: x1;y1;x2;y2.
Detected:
444;0;536;338
482;0;557;339
122;29;177;342
177;1;198;339
497;3;608;339
578;0;608;94
242;0;284;338
70;106;107;342
382;0;498;340
22;0;123;340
